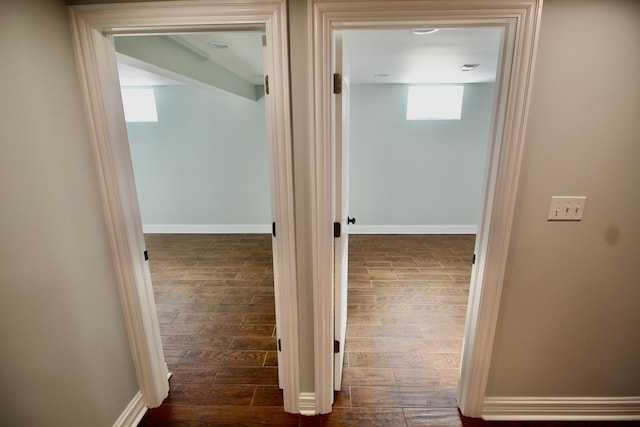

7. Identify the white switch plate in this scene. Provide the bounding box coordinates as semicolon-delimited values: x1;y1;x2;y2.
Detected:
548;196;587;221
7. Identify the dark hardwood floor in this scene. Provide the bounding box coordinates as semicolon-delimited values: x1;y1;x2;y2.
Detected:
138;234;634;426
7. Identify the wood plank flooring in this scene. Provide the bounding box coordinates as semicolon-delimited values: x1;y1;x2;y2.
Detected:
139;234;282;419
139;234;633;426
333;234;471;418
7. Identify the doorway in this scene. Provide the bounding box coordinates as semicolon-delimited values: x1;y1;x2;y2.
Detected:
68;0;300;413
115;29;289;410
310;0;543;416
332;25;501;408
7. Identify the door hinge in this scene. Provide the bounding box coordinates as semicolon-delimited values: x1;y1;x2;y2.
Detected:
333;73;342;94
265;75;269;95
144;250;149;261
272;222;276;237
278;339;282;352
334;340;340;354
333;222;341;238
262;34;267;47
472;253;476;265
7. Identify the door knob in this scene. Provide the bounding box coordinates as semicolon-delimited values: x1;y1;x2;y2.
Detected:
347;217;356;225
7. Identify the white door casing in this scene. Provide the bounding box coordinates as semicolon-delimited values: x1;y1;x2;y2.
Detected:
332;33;351;392
310;0;543;416
68;0;300;412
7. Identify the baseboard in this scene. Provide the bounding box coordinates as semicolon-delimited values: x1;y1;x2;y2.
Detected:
482;396;640;421
142;224;476;235
142;224;271;234
299;392;316;416
350;224;477;234
113;391;147;427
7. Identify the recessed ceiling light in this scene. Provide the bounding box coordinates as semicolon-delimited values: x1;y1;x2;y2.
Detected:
412;28;439;35
373;73;389;78
460;64;480;71
206;41;232;49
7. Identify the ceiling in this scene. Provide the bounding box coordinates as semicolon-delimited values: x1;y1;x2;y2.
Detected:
175;32;265;85
117;61;184;86
117;31;265;88
117;27;503;88
343;27;503;84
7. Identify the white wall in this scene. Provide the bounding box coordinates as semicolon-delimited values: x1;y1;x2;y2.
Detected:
487;0;640;397
126;84;271;230
122;39;498;399
0;1;139;425
349;83;495;230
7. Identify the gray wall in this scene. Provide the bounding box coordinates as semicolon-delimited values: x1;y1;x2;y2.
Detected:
0;1;139;426
126;85;270;227
487;0;640;397
349;83;494;227
4;1;638;424
288;0;316;393
287;0;640;401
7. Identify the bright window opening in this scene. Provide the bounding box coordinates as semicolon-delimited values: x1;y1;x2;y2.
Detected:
407;85;464;120
121;88;158;122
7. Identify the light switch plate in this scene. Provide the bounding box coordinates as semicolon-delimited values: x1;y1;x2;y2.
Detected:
548;196;587;221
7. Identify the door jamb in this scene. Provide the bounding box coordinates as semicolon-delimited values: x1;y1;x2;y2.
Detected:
68;0;300;412
309;0;543;416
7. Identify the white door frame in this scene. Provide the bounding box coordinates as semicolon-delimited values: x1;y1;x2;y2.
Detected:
309;0;543;416
68;0;300;412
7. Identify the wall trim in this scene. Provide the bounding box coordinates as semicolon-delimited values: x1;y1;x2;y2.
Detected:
113;391;147;427
350;225;477;235
299;392;317;416
482;396;640;421
142;224;271;234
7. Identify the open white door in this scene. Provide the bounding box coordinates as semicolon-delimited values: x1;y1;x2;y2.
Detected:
333;32;351;391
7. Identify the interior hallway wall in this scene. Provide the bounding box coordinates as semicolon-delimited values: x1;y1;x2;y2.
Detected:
44;0;640;417
287;0;316;393
487;0;640;397
0;0;139;425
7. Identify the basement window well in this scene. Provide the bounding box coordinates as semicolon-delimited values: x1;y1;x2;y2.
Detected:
406;85;464;120
121;88;158;123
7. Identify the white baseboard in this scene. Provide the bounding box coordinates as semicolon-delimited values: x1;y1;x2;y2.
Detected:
113;391;147;427
142;224;271;234
349;224;477;234
143;224;476;235
299;392;316;416
482;396;640;421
